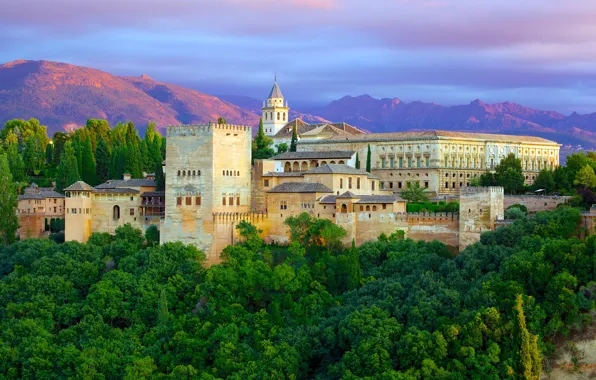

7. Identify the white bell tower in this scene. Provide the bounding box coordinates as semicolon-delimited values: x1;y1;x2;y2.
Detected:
262;75;289;136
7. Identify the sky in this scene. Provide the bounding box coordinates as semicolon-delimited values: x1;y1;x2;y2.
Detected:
1;0;596;114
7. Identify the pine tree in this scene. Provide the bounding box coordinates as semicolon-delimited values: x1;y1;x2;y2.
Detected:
290;125;298;152
347;239;362;290
95;137;110;184
252;117;275;163
0;154;19;246
355;152;360;169
154;160;165;191
81;136;97;185
22;137;37;175
73;138;83;177
366;144;372;172
45;143;54;167
55;141;81;193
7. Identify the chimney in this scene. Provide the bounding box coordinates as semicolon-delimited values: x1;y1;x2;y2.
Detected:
123;173;132;181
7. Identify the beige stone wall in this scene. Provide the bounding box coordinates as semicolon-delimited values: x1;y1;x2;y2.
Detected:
161;124;252;262
459;187;504;250
504;195;572;213
65;197;93;243
91;196;142;235
252;160;276;212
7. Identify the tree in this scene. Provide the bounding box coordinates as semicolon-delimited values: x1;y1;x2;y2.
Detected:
276;143;288;154
145;225;160;247
401;182;429;203
81;136;97;185
55;141;81;193
533;169;555;193
95;137;110;184
236;220;264;251
290;125;298;152
252;118;275;162
479;171;497;186
52;132;70;167
574;164;596;188
320;223;347;254
355;152;360;169
217;117;227;125
495;153;525;194
0;154;19;246
154;160;165;191
45;143;54;167
5;130;25;182
366;145;372;172
512;295;541;379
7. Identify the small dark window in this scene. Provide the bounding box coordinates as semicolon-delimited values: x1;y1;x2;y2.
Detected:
177;197;182;206
237;197;240;206
223;197;226;206
178;170;181;176
186;197;192;205
130;208;135;216
196;197;201;206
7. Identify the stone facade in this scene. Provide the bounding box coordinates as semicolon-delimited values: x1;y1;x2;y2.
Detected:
160;123;252;263
504;195;572;213
459;187;505;250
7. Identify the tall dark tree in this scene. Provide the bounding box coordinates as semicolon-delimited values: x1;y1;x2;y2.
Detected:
22;137;37;175
52;132;70;167
154;160;165;191
81;136;97;185
45;143;54;167
109;146;126;180
95;137;110;184
366;144;372;172
5;130;25;182
355;152;360;169
0;154;19;246
252;118;275;163
55;141;81;193
290;125;298;152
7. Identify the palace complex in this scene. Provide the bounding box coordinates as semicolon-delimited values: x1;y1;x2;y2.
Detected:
18;79;568;264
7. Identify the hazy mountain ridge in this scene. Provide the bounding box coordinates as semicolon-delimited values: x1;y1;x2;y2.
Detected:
1;60;596;145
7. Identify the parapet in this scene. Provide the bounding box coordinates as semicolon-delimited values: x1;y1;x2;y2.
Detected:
166;123;252;137
459;186;504;195
213;212;268;223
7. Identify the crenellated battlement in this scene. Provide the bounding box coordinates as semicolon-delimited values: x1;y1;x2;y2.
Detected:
213;212;269;223
166;123;252;137
460;186;504;195
357;211;460;222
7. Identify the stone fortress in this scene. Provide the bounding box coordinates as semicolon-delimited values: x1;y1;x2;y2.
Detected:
52;78;567;263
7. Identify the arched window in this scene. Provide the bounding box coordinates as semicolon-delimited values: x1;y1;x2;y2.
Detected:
182;170;186;176
338;160;345;164
330;161;336;164
366;206;370;211
113;205;120;220
198;170;201;176
284;162;292;172
373;206;377;211
192;170;196;176
178;170;181;176
222;170;225;176
341;204;348;213
277;112;280;120
283;112;286;121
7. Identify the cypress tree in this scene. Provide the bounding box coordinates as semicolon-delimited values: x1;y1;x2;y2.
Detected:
513;294;541;379
0;154;19;246
157;289;169;325
252;117;274;163
95;137;110;184
154;160;165;191
81;136;97;185
355;152;360;169
366;144;372;172
5;131;25;182
55;141;81;193
290;125;298;152
45;143;54;167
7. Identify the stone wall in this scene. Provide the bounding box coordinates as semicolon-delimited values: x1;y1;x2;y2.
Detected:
504;195;571;213
459;187;504;250
18;215;45;239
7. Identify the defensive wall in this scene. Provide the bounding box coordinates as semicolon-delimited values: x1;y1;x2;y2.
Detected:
504;195;572;213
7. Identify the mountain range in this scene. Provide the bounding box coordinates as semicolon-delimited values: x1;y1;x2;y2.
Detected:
1;60;595;145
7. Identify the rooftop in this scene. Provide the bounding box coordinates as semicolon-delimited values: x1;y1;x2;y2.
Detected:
64;181;94;192
141;191;166;197
93;188;140;194
337;191;360;198
268;182;333;194
304;130;559;145
268;81;284;99
304;164;371;176
270;151;355;160
95;178;156;189
273;118;366;139
262;172;305;177
355;195;404;204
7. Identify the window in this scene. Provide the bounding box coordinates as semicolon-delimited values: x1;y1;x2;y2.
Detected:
229;196;234;206
195;196;201;206
186;197;192;205
113;205;120;219
277;112;280;120
445;182;449;189
383;204;387;210
372;206;377;211
222;197;226;206
357;178;361;189
424;181;429;188
264;179;270;187
72;208;77;214
360;206;364;211
237;196;240;206
280;201;288;210
192;170;196;176
398;182;402;189
339;178;343;189
130;208;135;216
177;197;182;206
380;182;385;189
372;181;375;190
178;170;181;176
348;177;352;189
182;170;186;176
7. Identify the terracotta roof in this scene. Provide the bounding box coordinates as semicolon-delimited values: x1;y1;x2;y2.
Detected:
262;172;304;177
273;118;366;139
355;195;404;204
93;188;139;194
141;191;165;197
337;191;360;198
64;181;94;192
271;151;355;160
309;130;559;145
95;178;156;189
268;182;333;193
305;164;369;176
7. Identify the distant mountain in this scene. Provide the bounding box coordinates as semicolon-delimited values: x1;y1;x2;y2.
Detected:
0;60;259;134
307;95;596;146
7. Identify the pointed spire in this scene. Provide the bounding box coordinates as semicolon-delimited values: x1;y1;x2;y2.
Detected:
268;75;283;99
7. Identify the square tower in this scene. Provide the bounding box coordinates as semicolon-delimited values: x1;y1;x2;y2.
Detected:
262;80;289;136
459;186;505;250
161;123;252;260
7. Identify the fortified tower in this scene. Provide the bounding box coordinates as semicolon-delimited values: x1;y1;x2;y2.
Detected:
161;123;252;261
459;186;504;250
262;77;289;136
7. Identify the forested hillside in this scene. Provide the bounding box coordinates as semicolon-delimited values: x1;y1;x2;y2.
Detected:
0;207;594;378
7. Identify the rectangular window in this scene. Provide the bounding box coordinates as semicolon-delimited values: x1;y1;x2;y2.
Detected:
264;179;270;187
222;197;226;206
130;208;135;216
177;197;182;206
417;157;421;168
72;208;77;214
195;196;201;206
280;201;288;210
389;182;393;189
390;158;395;168
426;159;430;168
380;182;385;189
229;196;234;206
398;182;402;189
399;158;403;168
381;159;385;169
186;197;192;205
372;181;375;190
424;181;429;188
357;178;361;189
349;177;352;189
445;182;449;189
340;178;343;189
236;197;240;206
383;204;387;210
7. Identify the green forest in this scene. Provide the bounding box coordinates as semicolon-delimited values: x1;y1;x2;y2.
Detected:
0;206;594;379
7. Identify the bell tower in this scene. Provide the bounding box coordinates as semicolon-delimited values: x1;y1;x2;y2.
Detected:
262;75;289;136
